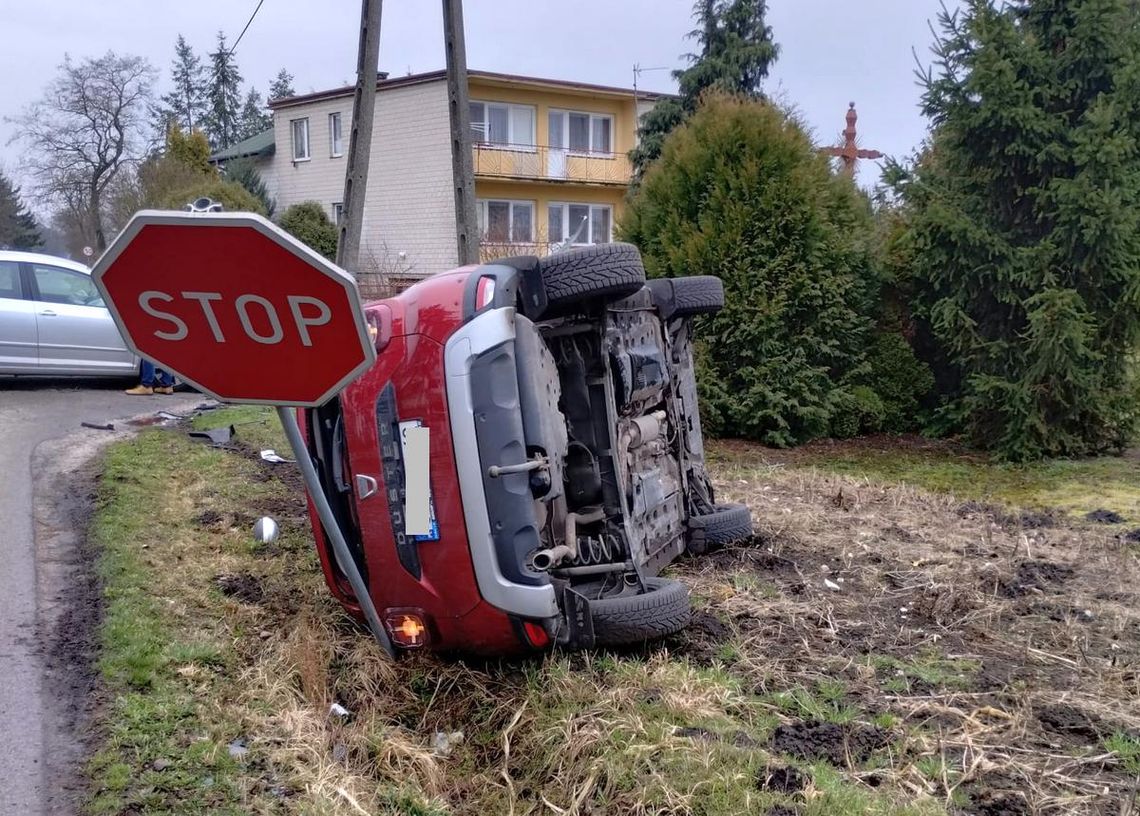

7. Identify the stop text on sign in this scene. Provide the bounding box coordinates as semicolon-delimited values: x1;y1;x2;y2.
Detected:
138;290;333;346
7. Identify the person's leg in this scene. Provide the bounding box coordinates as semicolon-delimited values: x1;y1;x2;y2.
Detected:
125;359;156;395
154;367;175;394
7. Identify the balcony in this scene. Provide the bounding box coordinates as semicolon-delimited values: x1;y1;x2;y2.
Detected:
472;142;632;186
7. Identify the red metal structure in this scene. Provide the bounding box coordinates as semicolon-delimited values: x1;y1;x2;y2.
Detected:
821;102;883;177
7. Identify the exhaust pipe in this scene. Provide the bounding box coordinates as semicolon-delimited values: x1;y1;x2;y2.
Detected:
532;507;606;570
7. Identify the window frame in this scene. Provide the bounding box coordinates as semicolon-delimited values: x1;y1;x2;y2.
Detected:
331;202;344;226
469;100;537;150
549;109;615;156
28;263;102;307
476;198;536;244
329;112;344;158
291;117;311;162
548;202;613;246
0;260;24;300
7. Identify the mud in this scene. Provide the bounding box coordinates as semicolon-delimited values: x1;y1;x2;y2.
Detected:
1086;509;1125;524
997;559;1075;597
1036;704;1102;743
756;764;804;793
769;721;888;766
668;609;731;665
216;572;266;605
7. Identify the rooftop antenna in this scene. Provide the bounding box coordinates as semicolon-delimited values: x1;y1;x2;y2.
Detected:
632;63;670;99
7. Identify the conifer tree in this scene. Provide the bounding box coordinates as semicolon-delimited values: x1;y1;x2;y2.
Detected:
205;31;243;149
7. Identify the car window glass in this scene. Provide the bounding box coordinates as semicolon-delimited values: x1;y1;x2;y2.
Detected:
32;264;99;306
0;261;20;299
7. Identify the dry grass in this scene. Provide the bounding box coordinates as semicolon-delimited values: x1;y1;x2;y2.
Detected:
87;420;1140;815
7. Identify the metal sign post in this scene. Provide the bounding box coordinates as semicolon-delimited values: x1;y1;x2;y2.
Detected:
277;407;394;657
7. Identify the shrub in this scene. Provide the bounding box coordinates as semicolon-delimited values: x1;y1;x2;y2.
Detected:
865;332;934;433
621;94;880;447
278;201;337;260
157;177;266;215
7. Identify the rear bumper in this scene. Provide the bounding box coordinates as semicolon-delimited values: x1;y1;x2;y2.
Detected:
444;306;558;620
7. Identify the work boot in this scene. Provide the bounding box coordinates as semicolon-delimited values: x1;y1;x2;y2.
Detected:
125;384;154;395
154;385;175;395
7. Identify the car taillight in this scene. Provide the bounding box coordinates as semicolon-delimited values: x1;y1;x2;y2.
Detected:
384;609;429;648
365;305;393;351
522;620;550;649
475;275;497;310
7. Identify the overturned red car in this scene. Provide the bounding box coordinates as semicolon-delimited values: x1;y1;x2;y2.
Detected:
301;243;751;655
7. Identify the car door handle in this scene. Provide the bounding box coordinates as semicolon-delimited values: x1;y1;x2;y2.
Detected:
355;474;379;499
39;309;56;317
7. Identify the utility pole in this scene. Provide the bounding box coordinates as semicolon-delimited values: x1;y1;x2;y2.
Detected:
443;0;478;266
336;0;383;275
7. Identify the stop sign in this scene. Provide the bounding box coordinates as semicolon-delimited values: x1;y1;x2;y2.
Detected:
93;210;376;407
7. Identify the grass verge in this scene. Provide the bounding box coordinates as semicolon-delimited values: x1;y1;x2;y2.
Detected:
85;414;955;815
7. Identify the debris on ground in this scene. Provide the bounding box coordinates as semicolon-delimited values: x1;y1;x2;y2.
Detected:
80;421;115;431
259;449;292;464
187;425;235;445
227;739;249;760
431;731;464;757
328;703;351;721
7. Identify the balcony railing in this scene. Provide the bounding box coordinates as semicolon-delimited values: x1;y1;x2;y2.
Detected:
472;142;632;186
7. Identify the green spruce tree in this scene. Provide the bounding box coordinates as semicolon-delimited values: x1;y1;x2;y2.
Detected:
268;68;295;101
630;0;778;178
0;171;42;250
205;31;243;149
237;89;271;140
897;0;1140;460
224;157;275;216
155;35;208;134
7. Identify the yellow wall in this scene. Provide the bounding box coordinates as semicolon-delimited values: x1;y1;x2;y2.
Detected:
474;180;626;243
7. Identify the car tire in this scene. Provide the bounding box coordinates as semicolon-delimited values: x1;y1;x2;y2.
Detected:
590;577;692;646
687;503;753;554
648;275;725;319
538;243;646;311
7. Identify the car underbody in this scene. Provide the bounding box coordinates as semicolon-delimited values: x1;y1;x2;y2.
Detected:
304;243;752;654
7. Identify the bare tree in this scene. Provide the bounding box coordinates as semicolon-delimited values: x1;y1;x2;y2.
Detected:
8;52;156;251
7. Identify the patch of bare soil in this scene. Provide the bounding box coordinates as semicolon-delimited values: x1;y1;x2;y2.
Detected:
770;721;889;766
215;572;265;605
673;455;1140;813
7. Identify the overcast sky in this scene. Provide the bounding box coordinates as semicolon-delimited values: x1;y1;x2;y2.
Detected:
1;0;958;192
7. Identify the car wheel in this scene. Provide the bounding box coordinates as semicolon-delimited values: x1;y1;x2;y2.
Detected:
648;275;725;319
687;503;753;554
590;577;691;646
538;243;646;312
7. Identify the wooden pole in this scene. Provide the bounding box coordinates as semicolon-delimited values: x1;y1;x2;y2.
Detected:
443;0;479;266
336;0;383;275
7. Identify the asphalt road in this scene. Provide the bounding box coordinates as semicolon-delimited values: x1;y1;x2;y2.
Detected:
0;378;200;815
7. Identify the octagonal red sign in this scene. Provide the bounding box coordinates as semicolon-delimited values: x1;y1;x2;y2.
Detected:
92;211;376;407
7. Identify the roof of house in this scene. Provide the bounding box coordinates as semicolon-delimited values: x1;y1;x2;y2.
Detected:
208;129;276;163
269;68;673;110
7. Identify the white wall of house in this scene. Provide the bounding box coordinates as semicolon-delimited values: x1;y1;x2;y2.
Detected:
263;79;458;277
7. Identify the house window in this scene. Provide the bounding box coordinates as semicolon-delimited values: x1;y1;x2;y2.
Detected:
549;111;613;154
549;203;612;245
469;101;536;148
477;199;534;243
329;112;344;157
291;118;310;161
331;202;344;226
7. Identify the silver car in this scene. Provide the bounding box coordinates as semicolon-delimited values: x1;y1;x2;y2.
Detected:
0;250;138;377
